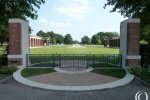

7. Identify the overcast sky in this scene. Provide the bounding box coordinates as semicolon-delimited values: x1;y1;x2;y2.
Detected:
28;0;126;41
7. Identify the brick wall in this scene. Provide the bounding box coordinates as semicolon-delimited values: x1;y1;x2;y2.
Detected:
8;23;22;55
8;23;23;66
126;23;140;66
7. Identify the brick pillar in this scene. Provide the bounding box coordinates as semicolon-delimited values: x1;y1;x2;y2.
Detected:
115;39;117;48
114;39;116;48
112;40;114;47
8;19;29;67
35;38;37;47
39;39;40;47
37;39;39;47
29;37;31;47
36;39;38;47
120;19;141;68
33;39;35;47
31;38;33;47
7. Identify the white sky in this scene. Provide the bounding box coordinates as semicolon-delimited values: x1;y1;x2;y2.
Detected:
28;0;126;41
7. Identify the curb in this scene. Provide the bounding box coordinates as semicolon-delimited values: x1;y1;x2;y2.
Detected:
13;68;134;91
54;67;94;74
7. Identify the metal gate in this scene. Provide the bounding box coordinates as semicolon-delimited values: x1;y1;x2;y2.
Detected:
27;54;122;68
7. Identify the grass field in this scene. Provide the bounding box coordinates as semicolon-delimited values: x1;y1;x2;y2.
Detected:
30;46;119;54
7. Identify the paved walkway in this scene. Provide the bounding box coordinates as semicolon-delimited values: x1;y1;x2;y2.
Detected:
27;72;119;86
0;76;149;100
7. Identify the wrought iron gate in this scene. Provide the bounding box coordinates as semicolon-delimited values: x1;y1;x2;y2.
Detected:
27;54;122;68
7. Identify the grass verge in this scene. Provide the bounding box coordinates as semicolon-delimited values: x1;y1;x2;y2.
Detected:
21;68;55;77
0;67;17;80
0;74;11;80
92;69;126;78
135;73;150;84
128;68;150;84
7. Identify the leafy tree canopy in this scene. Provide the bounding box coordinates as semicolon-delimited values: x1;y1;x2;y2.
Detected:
104;0;150;43
0;0;45;20
0;0;45;46
36;30;48;37
81;36;91;45
91;32;119;45
55;34;64;44
64;34;73;44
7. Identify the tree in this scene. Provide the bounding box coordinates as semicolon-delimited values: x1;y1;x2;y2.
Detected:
96;32;119;44
81;36;91;45
0;0;45;46
0;0;45;20
72;40;80;44
64;34;73;44
55;34;64;44
142;25;150;44
47;31;56;44
0;25;8;46
91;34;100;45
97;39;101;45
36;30;48;37
104;0;150;43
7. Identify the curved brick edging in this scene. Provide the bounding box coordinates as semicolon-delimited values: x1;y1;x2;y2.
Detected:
13;67;134;91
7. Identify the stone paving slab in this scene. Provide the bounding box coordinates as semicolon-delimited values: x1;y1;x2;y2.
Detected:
27;72;119;86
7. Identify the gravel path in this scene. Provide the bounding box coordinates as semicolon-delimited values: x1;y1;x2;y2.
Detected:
0;76;149;100
27;72;119;86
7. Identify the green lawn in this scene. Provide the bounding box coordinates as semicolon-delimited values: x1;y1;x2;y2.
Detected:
136;73;150;84
30;46;119;54
29;46;119;67
21;68;55;77
129;68;150;84
21;68;126;79
92;69;126;78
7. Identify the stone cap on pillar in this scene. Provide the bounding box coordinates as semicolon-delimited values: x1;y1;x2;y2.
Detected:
9;18;29;23
121;18;140;24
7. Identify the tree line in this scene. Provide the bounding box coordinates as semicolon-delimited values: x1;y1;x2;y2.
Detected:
0;0;150;47
36;30;119;45
36;30;73;44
